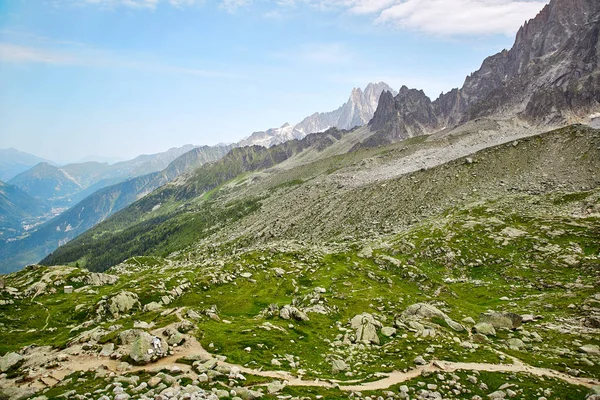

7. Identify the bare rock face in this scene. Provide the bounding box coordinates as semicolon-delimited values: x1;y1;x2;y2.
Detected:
363;0;600;148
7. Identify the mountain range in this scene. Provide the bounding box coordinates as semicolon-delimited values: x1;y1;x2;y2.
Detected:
238;82;397;147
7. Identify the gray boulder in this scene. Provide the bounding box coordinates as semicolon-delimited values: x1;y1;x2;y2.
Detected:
0;352;23;372
331;359;349;374
124;331;168;364
109;291;140;317
479;311;522;330
474;322;496;336
350;313;382;344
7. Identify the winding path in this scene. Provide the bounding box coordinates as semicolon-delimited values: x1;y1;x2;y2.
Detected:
60;329;600;392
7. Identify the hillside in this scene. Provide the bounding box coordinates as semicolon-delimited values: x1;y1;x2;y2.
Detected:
1;124;599;399
0;181;50;240
0;145;232;274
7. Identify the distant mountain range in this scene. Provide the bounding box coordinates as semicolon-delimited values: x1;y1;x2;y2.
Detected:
238;82;397;147
0;148;54;182
0;144;231;273
7;145;199;208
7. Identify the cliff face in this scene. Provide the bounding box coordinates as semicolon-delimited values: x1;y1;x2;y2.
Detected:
365;0;600;147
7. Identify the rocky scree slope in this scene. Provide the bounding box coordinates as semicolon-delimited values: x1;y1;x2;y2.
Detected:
361;0;600;148
40;125;600;274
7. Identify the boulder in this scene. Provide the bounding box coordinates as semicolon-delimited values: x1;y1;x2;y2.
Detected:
403;303;446;320
85;272;118;286
474;322;496;336
0;352;23;372
381;327;397;337
402;303;463;331
506;338;525;350
331;359;349;374
479;311;522;330
125;332;168;364
580;344;600;355
279;305;309;322
143;302;162;312
350;313;382;344
108;291;140;317
267;380;286;394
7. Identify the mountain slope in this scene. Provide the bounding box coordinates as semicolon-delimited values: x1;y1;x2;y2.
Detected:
239;82;396;147
40;124;599;272
0;181;50;240
0;148;54;181
361;0;600;148
0;145;231;273
8;162;83;206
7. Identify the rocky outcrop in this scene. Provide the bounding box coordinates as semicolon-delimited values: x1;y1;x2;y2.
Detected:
361;0;600;148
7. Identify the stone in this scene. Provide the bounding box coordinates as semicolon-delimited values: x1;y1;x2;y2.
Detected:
99;343;114;357
462;317;476;325
187;309;202;320
414;356;427;365
487;390;506;399
127;332;168;364
381;327;397;337
479;311;522;330
143;302;162;312
474;322;496;336
167;331;185;346
85;272;118;286
331;359;349;374
108;291;140;317
63;285;73;294
506;338;525;350
351;313;382;344
0;352;23;372
267;380;286;394
580;344;600;355
403;303;446;320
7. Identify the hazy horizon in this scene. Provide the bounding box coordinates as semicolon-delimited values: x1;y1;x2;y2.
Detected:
1;0;549;162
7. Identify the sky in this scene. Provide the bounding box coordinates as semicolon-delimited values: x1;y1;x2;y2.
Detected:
0;0;549;163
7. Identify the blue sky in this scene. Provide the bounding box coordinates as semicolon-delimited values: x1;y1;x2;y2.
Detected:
0;0;548;163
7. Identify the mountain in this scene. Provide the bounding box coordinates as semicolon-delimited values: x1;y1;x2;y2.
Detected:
360;0;600;148
8;162;84;206
239;82;397;148
6;145;202;208
0;180;50;240
0;145;231;273
0;148;54;181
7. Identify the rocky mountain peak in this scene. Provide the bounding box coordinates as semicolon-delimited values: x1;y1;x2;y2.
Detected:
363;0;600;148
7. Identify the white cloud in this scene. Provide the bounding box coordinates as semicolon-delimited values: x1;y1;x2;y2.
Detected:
299;0;547;36
219;0;252;13
0;43;75;64
0;42;239;78
377;0;548;36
